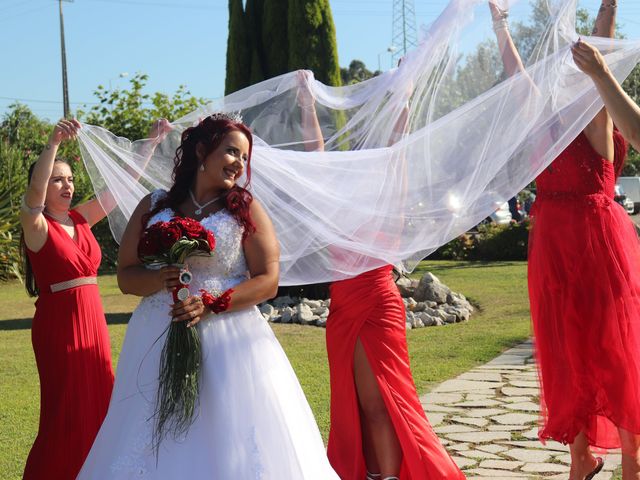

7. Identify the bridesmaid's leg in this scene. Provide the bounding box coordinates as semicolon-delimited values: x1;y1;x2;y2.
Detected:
569;431;599;480
618;428;640;480
354;338;402;478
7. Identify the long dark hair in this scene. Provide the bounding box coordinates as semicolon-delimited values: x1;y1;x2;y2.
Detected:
144;116;256;237
20;159;70;297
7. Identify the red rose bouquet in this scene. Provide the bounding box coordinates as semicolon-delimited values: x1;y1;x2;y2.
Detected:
137;216;215;452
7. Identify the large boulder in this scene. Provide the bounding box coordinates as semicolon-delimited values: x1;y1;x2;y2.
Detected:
413;272;451;303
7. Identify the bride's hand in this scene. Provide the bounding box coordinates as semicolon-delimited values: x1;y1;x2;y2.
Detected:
159;266;181;291
171;295;206;328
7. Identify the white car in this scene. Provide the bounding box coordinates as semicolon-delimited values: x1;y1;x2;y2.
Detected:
487;201;513;225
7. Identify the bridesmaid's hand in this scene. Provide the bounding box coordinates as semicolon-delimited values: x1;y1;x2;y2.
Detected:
158;266;181;291
171;295;206;328
49;118;81;146
572;39;608;79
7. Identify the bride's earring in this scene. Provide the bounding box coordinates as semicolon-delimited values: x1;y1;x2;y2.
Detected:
199;163;205;172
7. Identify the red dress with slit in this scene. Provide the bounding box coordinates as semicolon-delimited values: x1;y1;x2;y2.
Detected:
529;132;640;449
326;265;464;479
23;210;114;479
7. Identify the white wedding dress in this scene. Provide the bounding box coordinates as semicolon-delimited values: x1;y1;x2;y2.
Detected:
78;190;339;479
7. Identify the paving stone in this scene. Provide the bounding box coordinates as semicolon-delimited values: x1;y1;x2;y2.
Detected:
478;460;524;470
433;380;504;393
521;427;539;440
487;424;530;432
491;413;538;425
500;396;534;403
465;408;508;418
422;392;464;405
434;424;477;434
452;456;478;469
453;399;503;408
467;468;529;477
520;462;570;473
502;387;539;397
484;355;527;366
458;371;503;382
421;403;463;413
503;401;539;412
501;441;569;452
448;442;471;452
457;449;503;460
477;365;529;371
510;380;539;389
451;416;489;428
466;393;495;401
426;412;446;426
446;431;511;443
503;448;552;463
477;444;509;454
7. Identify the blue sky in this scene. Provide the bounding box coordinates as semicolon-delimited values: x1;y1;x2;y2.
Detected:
1;0;638;121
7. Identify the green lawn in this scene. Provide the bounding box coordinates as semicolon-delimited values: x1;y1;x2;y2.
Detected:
0;260;532;479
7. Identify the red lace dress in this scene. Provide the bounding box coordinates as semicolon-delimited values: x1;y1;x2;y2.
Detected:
326;266;464;480
23;210;114;479
529;132;640;449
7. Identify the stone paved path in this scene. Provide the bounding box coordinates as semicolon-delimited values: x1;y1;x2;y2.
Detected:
420;340;621;479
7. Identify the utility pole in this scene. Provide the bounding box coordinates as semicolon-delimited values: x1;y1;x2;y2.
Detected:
391;0;417;63
58;0;73;118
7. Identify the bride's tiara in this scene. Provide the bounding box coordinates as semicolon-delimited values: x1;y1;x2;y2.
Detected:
207;111;243;124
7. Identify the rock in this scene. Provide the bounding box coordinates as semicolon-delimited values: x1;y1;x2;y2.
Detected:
260;304;275;317
319;309;329;319
414;272;451;303
427;301;438;308
396;277;416;297
406;322;413;330
417;311;438;327
405;297;417;310
414;317;424;328
311;306;328;316
303;299;322;309
406;311;416;326
280;306;294;324
412;302;427;312
262;312;271;321
273;295;296;308
315;317;327;328
297;304;315;325
443;313;457;324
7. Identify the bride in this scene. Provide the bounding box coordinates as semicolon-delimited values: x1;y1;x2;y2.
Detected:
78;113;340;479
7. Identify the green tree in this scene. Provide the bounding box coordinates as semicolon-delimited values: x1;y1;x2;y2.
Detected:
246;0;266;85
287;0;341;86
225;0;251;94
80;73;206;140
262;0;289;78
340;60;379;85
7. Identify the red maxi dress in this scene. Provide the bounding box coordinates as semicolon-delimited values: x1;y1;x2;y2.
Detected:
23;210;114;479
529;132;640;449
326;265;464;479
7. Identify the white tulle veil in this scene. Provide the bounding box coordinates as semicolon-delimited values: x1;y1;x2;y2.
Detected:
77;0;640;285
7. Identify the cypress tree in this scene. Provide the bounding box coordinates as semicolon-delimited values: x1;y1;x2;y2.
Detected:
246;0;266;84
287;0;341;86
262;0;289;78
225;0;251;95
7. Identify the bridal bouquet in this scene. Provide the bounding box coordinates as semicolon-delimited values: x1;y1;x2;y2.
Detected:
138;216;215;451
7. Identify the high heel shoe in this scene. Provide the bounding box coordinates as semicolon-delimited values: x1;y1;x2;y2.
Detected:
585;457;604;480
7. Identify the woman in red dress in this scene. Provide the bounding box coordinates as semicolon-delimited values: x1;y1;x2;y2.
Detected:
18;119;168;479
492;1;640;478
294;72;464;480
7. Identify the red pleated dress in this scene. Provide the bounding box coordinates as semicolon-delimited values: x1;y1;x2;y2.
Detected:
23;210;114;479
326;265;464;480
529;132;640;449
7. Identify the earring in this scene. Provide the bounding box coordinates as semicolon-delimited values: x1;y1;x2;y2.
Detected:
199;163;205;172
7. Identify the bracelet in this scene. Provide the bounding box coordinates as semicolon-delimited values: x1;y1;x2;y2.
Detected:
21;195;45;215
200;288;234;314
493;18;509;32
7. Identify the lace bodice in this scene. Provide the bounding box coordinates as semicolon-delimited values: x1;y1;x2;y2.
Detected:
535;132;615;202
145;190;248;299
